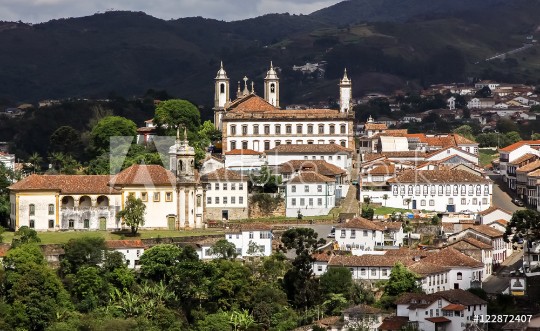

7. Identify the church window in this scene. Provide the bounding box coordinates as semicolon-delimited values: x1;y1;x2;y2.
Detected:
153;192;160;202
242;141;248;149
308;125;314;134
29;204;35;216
340;140;346;147
253;125;259;134
141;192;148;202
207;197;211;205
165;192;173;202
230;125;236;135
270;83;275;93
68;219;74;228
296;125;303;134
286;125;292;134
215;197;220;204
215;183;219;190
330;125;335;134
318;124;324;134
48;204;54;215
275;125;281;134
230;141;236;150
264;141;270;150
242;125;248;135
220;83;225;94
264;125;270;134
340;124;346;134
84;219;90;229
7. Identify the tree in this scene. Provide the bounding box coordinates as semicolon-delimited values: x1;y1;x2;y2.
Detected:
28;152;43;174
11;225;41;248
382;194;389;206
531;133;540;140
117;195;146;235
49;125;82;157
139;244;198;281
209;239;238;259
453;125;476;141
319;266;353;297
475;86;492;98
384;262;421;297
90;116;137;153
504;210;540;244
505;131;522;145
61;236;107;274
67;266;109;312
153;99;201;133
496;118;519;134
361;207;374;220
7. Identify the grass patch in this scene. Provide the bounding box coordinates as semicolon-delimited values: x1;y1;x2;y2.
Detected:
479;148;499;167
1;229;224;245
373;206;411;215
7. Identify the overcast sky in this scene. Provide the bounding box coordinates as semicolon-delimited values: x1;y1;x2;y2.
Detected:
0;0;343;24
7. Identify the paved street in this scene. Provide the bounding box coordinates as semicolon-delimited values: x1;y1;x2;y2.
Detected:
488;173;525;213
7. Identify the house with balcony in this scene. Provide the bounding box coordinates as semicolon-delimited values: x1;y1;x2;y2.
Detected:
516;160;540;200
278;159;347;185
394;289;487;331
334;217;385;253
527;169;540;208
373;221;405;247
498;140;540;187
342;304;387;331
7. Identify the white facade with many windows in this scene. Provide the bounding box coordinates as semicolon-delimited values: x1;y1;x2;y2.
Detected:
225;224;273;257
285;171;335;217
201;168;249;221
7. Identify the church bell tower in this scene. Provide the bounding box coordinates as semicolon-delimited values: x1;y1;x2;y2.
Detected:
339;68;352;113
214;61;229;130
169;127;195;183
264;61;280;108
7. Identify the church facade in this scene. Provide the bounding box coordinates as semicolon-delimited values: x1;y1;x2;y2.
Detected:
213;62;356;154
9;131;205;231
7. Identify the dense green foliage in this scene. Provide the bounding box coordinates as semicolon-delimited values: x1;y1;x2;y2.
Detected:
117;195;147;235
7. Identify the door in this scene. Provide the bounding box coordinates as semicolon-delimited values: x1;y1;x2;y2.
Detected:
222;210;229;221
412;200;417;210
99;217;106;230
454;283;459;289
167;216;176;230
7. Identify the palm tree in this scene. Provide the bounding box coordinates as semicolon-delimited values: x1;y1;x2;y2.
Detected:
48;152;65;173
28;152;42;174
382;194;389;207
404;198;412;210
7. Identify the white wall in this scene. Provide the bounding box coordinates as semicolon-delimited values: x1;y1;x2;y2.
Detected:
224;154;265;172
285;181;335;217
225;230;272;257
334;227;384;252
266;152;351;171
204;180;248;210
112;247;144;269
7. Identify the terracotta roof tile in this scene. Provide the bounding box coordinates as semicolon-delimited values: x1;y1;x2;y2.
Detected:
378;316;409;330
313;252;333;262
365;123;388;131
491;219;508;226
9;174;120;194
382;151;427;158
478;206;512;216
408;261;450;275
200;168;247;181
362;154;387;163
227;94;278;112
425;317;451;323
467;224;504;238
528;168;540;177
388;169;490;184
499;140;540;152
442;304;466;311
110;164;176;186
396;289;486;306
225;223;273;232
343;304;382;315
337;217;385;231
328;254;412;267
421;247;483;268
369;164;396;175
279;160;346;176
266;143;353;154
224;149;261;155
105;240;145;249
510;153;538;165
288;171;335;183
449;237;493;250
517;160;540;172
384;247;433;258
425;146;478;160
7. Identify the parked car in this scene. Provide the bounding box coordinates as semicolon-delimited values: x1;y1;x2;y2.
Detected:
513;198;525;207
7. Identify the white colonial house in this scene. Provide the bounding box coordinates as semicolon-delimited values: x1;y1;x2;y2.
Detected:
365;169;492;213
285;171;336;217
334;217;385;253
447;225;511;265
9;134;205;231
326;254;408;281
373;221;405;247
395;289;487;331
265;143;353;174
201;168;249;221
214;63;355;153
342;304;386;331
498;140;540;185
225;223;273;257
447;237;494;280
467;97;495;109
278;159;347;185
476;206;512;225
223;149;265;173
105;240;145;269
199;156;224;175
425;146;479;166
312;253;332;277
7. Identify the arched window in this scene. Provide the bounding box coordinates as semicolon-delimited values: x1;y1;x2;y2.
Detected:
220;83;225;94
48;204;54;215
457;272;462;280
270;83;275;93
340;124;346;134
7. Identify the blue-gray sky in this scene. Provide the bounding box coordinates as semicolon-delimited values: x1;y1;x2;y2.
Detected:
0;0;343;24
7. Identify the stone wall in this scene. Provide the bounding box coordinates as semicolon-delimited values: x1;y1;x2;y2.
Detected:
205;207;248;221
249;200;285;219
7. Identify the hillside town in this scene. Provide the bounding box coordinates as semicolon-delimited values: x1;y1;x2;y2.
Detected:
1;62;540;331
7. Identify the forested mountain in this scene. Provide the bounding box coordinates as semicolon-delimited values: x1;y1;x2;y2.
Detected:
0;0;539;105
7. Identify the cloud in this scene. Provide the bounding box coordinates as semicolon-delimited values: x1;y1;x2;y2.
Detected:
0;0;342;23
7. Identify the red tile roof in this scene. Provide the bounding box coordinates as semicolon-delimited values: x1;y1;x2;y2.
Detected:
509;153;538;166
369;164;396;176
227;94;278;112
288;171;335;183
421;247;483;268
105;240;145;249
388;169;490;184
378;316;409;330
425;317;451;323
200;168;246;181
499;140;540;152
337;217;385;231
225;149;261;155
313;252;333;262
266;143;353;154
466;225;504;238
517;160;540;172
448;237;493;250
110;164;176;186
478;206;512;216
408;262;450;275
279;160;346;176
365;123;388;131
9;174;120;194
442;303;466;311
328;254;411;267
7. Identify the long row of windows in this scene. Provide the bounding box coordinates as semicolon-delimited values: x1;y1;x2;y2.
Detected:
230;139;347;151
393;184;490;197
207;183;244;191
291;185;324;193
207;196;244;205
230;123;347;136
291;197;326;206
28;204;55;216
130;192;173;202
28;219;90;229
409;197;489;206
